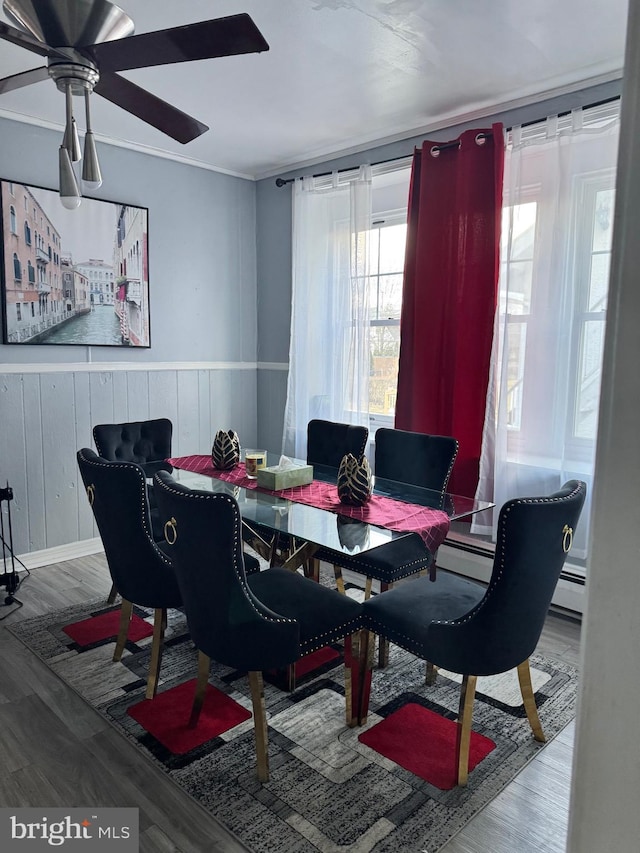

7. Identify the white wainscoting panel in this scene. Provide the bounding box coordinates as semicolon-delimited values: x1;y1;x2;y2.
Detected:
0;364;257;556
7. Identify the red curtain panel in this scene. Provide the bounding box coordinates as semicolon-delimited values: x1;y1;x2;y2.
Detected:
395;124;504;497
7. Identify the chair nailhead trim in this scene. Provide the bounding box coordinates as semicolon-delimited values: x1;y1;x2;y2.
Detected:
155;477;297;627
366;483;585;644
428;483;585;628
78;449;172;567
321;550;429;577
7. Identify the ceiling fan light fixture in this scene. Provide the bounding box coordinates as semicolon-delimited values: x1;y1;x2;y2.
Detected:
0;1;270;207
81;88;102;188
59;144;81;209
82;129;102;189
62;81;81;161
63;115;82;162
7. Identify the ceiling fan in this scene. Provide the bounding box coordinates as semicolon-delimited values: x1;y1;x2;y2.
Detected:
0;0;269;207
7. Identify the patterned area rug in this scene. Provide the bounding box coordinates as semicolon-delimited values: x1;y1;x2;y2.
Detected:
8;596;578;853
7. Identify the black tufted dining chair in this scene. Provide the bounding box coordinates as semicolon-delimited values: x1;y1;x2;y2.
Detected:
306;419;369;470
153;470;365;782
76;448;183;701
374;429;458;496
346;430;458;586
291;418;368;577
93;418;174;584
360;480;587;786
316;429;458;666
93;418;174;478
243;419;369;569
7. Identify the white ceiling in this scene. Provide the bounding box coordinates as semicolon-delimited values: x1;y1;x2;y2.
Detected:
0;0;629;179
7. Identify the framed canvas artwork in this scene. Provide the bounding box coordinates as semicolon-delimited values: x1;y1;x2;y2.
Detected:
0;179;150;347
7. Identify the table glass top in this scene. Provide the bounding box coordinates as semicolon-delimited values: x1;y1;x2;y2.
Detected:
167;452;493;558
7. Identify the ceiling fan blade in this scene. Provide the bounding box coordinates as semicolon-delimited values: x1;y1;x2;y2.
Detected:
94;71;209;144
0;20;68;60
86;13;269;73
0;65;49;94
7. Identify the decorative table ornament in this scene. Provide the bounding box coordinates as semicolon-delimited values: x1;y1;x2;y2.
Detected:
337;453;372;506
211;429;240;470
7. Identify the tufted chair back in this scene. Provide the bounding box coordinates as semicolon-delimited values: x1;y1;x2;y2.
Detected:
93;418;173;477
425;480;587;675
374;429;458;498
307;419;369;470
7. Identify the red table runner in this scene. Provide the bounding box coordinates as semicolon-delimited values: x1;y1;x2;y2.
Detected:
167;455;450;554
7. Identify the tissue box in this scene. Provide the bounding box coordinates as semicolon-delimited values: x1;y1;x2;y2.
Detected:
257;464;313;491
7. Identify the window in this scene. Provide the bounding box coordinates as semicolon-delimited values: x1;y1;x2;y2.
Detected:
500;201;537;431
10;205;17;234
16;303;21;322
27;260;35;283
498;167;617;466
367;217;406;421
475;103;620;565
366;167;411;426
24;222;31;245
573;182;614;442
13;253;21;281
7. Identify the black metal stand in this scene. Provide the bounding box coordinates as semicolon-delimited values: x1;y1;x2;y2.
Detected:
1;484;29;617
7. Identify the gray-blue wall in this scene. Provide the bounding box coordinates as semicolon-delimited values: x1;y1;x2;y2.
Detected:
0;116;259;555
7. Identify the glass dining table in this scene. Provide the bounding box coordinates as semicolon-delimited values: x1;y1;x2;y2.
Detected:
166;452;494;571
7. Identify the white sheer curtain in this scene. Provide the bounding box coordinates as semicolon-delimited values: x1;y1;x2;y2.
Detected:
475;106;620;559
282;166;372;459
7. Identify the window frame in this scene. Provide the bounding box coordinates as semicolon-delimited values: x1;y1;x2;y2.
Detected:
366;209;407;430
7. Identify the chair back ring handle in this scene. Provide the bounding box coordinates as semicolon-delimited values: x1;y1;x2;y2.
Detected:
164;517;178;545
562;524;573;553
86;484;95;507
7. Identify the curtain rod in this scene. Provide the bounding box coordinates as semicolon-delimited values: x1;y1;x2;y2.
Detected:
274;133;492;187
274;96;620;187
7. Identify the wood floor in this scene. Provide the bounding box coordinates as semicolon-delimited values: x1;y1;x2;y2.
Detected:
0;556;581;853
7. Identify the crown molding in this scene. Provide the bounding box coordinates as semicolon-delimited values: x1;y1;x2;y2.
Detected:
0;107;255;181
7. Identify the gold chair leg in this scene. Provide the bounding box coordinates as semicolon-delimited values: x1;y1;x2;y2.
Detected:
378;638;390;668
145;608;166;699
456;674;477;786
517;659;546;742
377;582;392;668
304;557;320;582
363;577;373;600
429;559;438;582
107;582;118;605
113;598;133;662
333;564;346;595
356;630;375;725
344;629;371;727
286;663;296;692
248;670;270;782
425;662;439;685
189;651;211;727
